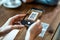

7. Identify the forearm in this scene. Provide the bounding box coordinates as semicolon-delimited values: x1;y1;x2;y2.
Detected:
30;37;34;40
0;26;12;36
0;29;12;36
25;32;35;40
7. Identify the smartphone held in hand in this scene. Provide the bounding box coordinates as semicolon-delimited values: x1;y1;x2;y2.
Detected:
21;8;43;27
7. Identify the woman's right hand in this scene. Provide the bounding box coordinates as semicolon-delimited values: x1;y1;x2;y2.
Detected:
25;20;42;40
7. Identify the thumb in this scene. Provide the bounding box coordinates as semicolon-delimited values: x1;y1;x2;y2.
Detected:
34;20;42;29
28;20;41;30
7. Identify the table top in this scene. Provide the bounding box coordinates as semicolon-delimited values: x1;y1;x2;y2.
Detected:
0;3;60;40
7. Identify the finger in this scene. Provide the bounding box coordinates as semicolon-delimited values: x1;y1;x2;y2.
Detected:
33;20;42;32
9;14;26;25
35;20;41;25
35;20;42;29
30;20;42;32
31;20;41;28
11;25;25;29
12;14;26;19
11;14;26;21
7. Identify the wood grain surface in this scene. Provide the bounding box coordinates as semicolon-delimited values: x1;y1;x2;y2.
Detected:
0;3;60;40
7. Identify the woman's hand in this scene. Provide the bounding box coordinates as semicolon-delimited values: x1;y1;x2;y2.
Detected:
9;14;26;25
0;14;26;36
25;20;42;40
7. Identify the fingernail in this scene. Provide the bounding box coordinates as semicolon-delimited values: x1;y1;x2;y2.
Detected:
20;25;25;27
14;15;19;17
36;20;40;23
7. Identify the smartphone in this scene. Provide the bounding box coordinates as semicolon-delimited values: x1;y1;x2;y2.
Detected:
21;8;44;27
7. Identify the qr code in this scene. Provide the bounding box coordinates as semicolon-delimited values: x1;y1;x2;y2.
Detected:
30;13;36;19
28;12;39;21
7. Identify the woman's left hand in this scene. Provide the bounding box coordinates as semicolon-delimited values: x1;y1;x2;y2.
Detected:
0;14;26;36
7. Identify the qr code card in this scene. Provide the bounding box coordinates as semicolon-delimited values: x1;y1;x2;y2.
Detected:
28;12;39;21
39;22;49;37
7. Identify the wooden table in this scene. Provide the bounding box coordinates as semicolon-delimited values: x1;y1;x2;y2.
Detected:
0;3;60;40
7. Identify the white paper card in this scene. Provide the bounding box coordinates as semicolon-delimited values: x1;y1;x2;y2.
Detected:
3;29;19;40
39;22;49;37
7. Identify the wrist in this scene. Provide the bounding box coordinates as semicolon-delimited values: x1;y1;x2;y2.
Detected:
30;34;35;40
30;37;34;40
0;25;12;32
